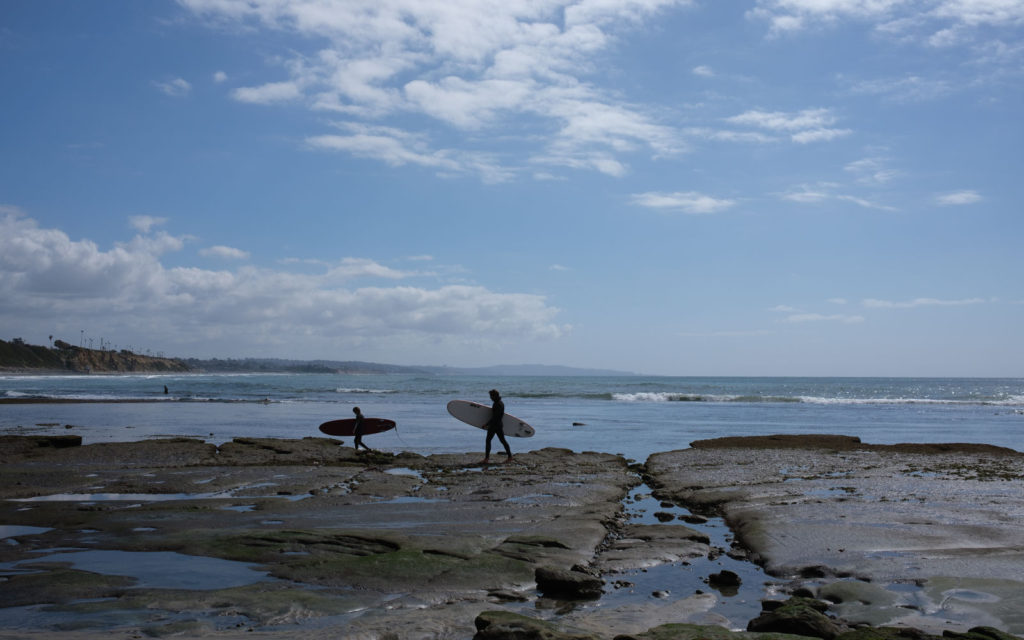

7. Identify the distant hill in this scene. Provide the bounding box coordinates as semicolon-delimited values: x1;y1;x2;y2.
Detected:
0;338;189;373
183;357;426;375
2;338;633;377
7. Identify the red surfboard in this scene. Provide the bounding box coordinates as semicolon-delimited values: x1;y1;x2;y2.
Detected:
318;418;396;437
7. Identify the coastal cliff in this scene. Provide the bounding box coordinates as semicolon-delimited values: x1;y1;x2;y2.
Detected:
0;338;190;373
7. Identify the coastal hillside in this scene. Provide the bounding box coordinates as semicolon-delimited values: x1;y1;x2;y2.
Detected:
0;339;190;373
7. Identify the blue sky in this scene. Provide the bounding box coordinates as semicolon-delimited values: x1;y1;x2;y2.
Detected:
1;0;1022;376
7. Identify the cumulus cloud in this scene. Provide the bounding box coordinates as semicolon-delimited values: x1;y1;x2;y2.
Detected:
726;108;851;144
213;71;228;83
631;190;736;214
935;189;983;205
179;0;690;181
0;211;566;356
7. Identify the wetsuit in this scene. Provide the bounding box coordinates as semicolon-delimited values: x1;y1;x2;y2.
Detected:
353;412;370;451
485;397;512;458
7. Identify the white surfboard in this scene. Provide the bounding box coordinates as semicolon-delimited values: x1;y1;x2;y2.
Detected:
446;399;535;438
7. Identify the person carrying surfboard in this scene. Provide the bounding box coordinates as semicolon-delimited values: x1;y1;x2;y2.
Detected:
352;406;374;453
481;389;513;464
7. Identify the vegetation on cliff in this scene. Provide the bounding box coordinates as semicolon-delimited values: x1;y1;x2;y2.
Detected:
0;338;190;373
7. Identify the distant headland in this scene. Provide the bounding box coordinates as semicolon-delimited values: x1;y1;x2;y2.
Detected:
0;338;190;374
0;338;635;376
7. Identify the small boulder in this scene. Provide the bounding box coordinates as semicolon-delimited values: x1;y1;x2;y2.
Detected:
747;596;842;639
707;570;741;588
535;566;604;600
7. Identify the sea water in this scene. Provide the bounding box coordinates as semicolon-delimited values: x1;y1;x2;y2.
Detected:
2;374;1022;459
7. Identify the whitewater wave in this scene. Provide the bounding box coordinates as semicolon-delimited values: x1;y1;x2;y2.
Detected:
335;388;398;394
611;392;1024;406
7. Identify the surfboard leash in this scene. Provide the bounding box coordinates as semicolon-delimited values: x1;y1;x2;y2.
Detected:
391;422;410;449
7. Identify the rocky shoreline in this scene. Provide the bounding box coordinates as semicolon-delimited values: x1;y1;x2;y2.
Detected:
1;434;1022;639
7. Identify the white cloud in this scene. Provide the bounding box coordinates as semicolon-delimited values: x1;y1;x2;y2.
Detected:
692;65;714;76
326;257;413;280
780;184;835;203
780;183;896;211
129;215;168;233
791;127;853;144
180;0;690;181
0;211;565;355
863;296;986;308
828;298;849;305
935;189;983;205
213;71;228;83
783;313;865;324
845;74;954;102
631;191;736;214
233;81;303;104
726;108;851;143
200;245;250;260
835;194;898;211
749;0;1024;45
307;122;515;184
155;77;192;97
679;329;773;337
845;156;900;184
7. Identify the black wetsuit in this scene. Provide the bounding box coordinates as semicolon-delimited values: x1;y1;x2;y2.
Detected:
485;397;512;458
353;413;370;451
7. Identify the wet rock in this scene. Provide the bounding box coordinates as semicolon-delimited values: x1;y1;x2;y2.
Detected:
595;524;709;573
654;511;676;522
628;622;816;639
0;567;135;607
947;628;1023;640
747;596;842;639
474;611;599;640
535;566;604;600
488;589;530;603
708;570;741;587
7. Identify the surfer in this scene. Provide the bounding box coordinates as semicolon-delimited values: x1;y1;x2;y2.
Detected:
481;389;513;464
352;406;373;452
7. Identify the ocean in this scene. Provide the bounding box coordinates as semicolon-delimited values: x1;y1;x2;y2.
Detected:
3;374;1023;460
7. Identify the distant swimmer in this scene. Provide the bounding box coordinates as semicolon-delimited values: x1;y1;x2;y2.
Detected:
164;385;169;395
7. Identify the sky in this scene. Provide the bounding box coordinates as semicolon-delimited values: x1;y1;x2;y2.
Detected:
1;0;1022;377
